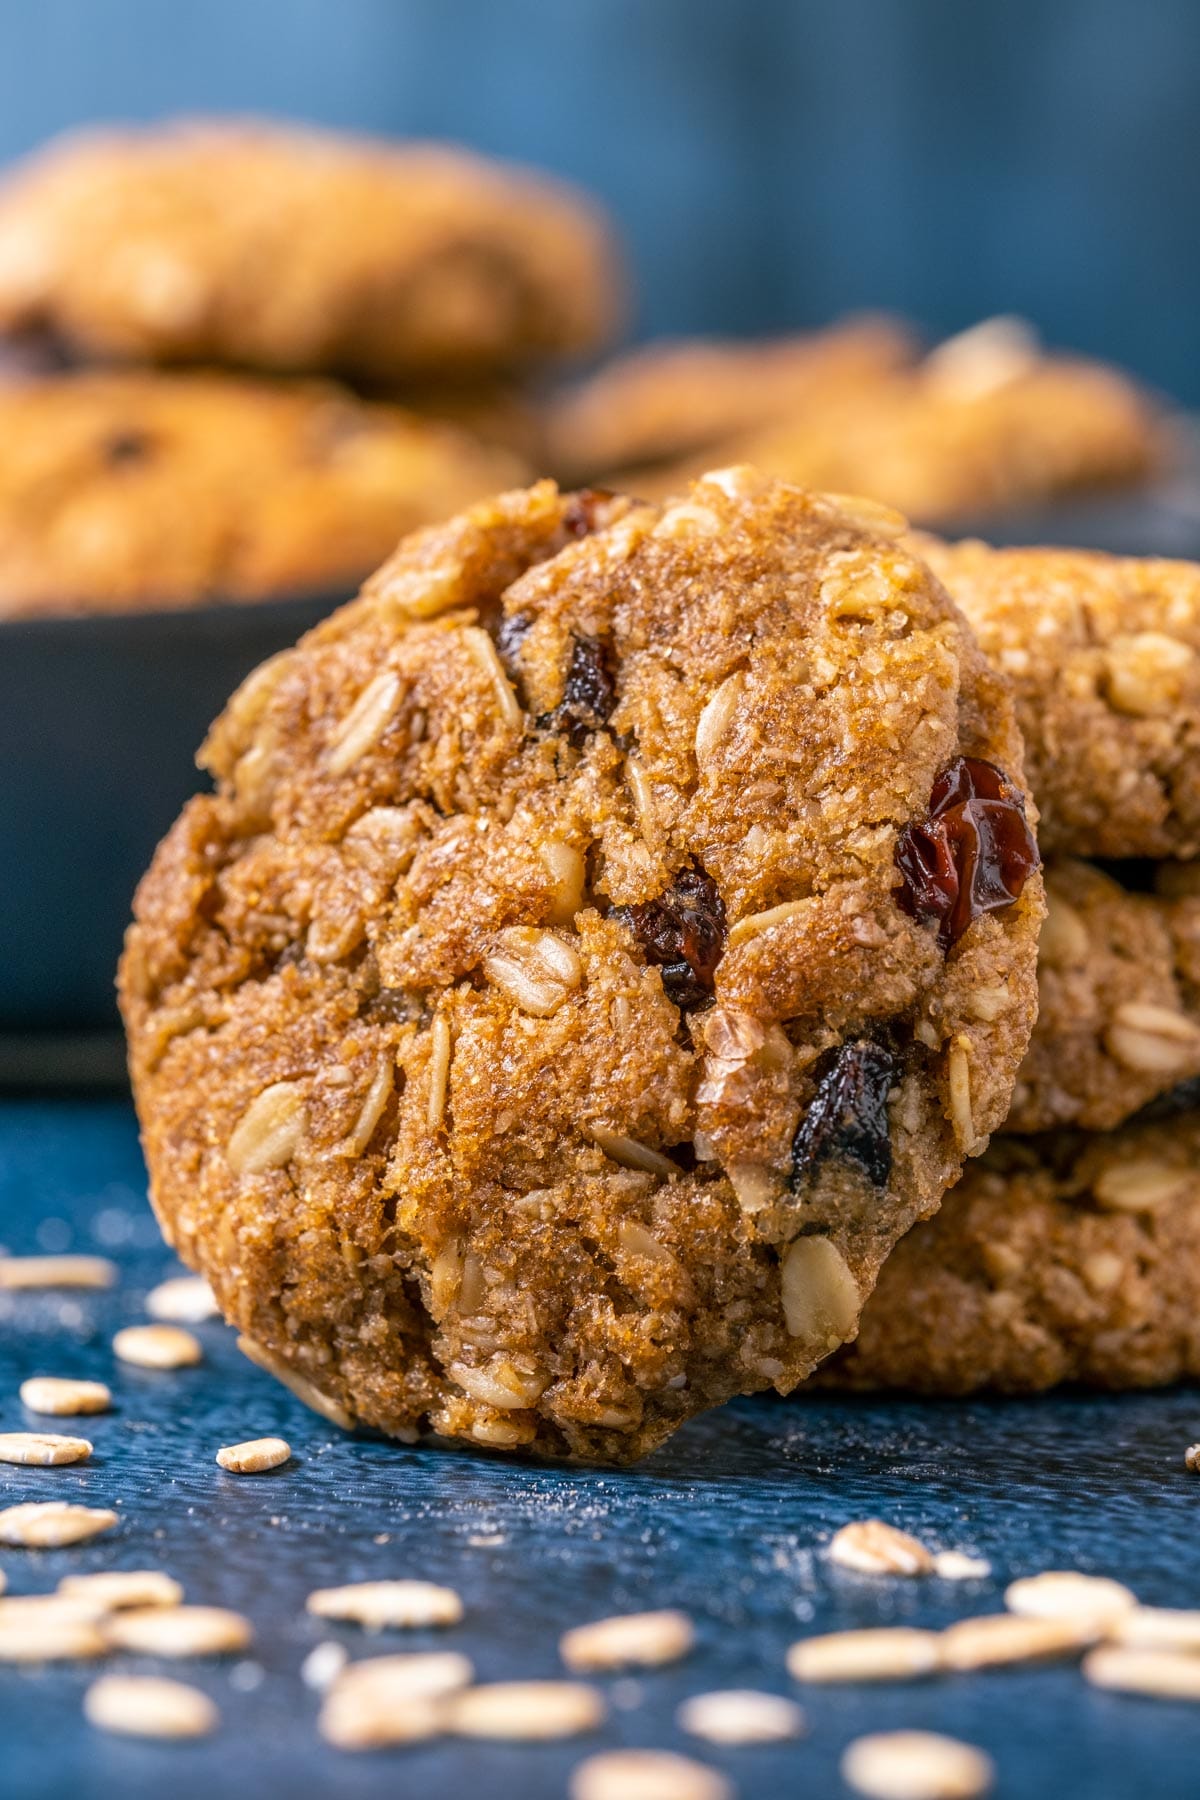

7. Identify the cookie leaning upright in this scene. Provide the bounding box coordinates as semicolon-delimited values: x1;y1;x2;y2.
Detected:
119;470;1043;1462
0;119;622;378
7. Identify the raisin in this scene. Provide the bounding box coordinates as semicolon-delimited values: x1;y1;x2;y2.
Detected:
616;867;727;1010
562;486;616;537
102;428;152;466
541;634;617;746
790;1039;895;1192
894;756;1039;951
494;610;532;677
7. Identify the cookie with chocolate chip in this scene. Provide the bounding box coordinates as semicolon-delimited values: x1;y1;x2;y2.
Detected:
0;371;525;616
0;120;621;380
918;536;1200;859
1011;859;1200;1132
816;1114;1200;1396
119;470;1042;1462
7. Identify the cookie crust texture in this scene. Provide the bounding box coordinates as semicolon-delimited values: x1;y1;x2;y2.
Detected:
120;472;1041;1461
1011;859;1200;1133
0;120;621;379
920;537;1200;859
593;324;1160;529
818;1115;1200;1397
0;372;526;616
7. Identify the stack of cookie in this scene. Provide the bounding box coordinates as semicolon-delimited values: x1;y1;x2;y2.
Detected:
549;313;1167;530
0;118;622;616
823;537;1200;1396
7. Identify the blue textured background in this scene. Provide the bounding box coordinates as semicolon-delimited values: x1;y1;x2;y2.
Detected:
1;0;1199;398
1;1099;1199;1799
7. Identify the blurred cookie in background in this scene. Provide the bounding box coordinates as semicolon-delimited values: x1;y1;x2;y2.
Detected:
546;313;915;482
0;371;527;616
0;119;623;381
574;317;1166;528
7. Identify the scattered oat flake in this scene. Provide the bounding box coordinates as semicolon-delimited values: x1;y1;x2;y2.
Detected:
0;1593;107;1628
146;1275;219;1324
939;1612;1096;1670
1004;1571;1136;1627
59;1570;183;1611
0;1255;116;1290
1114;1608;1200;1652
1084;1644;1200;1701
104;1604;252;1657
561;1608;695;1672
449;1680;605;1740
306;1579;462;1630
113;1324;203;1369
830;1519;935;1576
570;1748;732;1800
319;1651;474;1749
787;1627;941;1683
85;1674;218;1740
0;1432;91;1466
0;1502;118;1547
0;1613;108;1662
842;1730;995;1800
19;1376;112;1416
216;1437;291;1474
933;1551;992;1581
677;1688;805;1744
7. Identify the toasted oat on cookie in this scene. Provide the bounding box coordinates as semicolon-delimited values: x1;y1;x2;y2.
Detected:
0;371;525;619
918;536;1200;858
816;1113;1200;1396
119;471;1041;1462
0;120;621;378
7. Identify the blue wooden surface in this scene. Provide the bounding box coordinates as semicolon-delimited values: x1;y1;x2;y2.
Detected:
2;1098;1199;1799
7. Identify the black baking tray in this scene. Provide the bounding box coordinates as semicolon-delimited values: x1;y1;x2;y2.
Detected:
0;590;343;1038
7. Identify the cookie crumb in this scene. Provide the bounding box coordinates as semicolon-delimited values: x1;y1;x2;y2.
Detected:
1185;1442;1200;1473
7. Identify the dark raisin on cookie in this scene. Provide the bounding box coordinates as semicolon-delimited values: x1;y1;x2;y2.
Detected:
494;609;533;677
615;866;727;1011
894;756;1039;950
540;634;617;746
562;486;616;538
790;1038;896;1192
101;428;153;466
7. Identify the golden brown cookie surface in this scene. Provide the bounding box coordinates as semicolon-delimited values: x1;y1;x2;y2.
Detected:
0;371;525;616
817;1115;1200;1396
1011;860;1200;1132
0;121;621;379
921;537;1200;858
119;472;1041;1461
